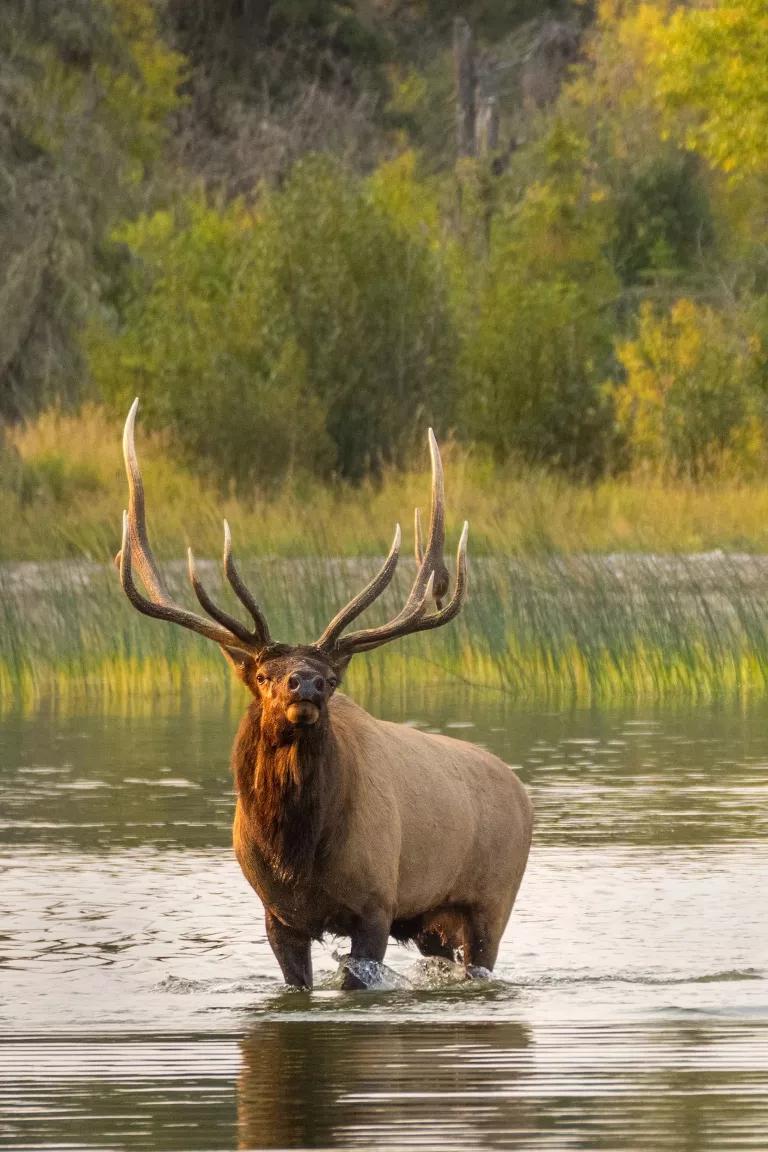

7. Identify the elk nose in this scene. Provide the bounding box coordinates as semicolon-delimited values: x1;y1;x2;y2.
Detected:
287;670;324;700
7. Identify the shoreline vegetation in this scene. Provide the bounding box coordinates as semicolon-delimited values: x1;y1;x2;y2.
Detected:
5;5;768;707
7;412;768;708
7;550;768;709
9;409;768;562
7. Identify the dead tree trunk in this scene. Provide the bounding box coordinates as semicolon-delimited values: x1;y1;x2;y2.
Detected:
453;18;476;158
476;95;499;157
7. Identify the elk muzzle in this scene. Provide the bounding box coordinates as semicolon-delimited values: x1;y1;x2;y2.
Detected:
284;669;326;726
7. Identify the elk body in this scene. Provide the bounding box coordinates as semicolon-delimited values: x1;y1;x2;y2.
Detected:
117;401;533;989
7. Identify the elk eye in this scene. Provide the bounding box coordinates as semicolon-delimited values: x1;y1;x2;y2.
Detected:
328;677;338;690
256;673;269;685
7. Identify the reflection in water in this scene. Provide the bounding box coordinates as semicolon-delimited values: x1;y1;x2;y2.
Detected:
2;1017;766;1151
0;1034;238;1151
237;1019;533;1150
3;692;768;851
236;1018;768;1151
1;691;768;1150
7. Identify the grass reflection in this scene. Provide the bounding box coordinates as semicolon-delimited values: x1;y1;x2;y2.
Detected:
3;696;767;851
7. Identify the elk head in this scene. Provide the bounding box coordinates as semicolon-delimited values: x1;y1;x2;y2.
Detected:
115;399;468;736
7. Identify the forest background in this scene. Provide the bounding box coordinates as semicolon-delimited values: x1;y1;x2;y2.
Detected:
2;0;768;564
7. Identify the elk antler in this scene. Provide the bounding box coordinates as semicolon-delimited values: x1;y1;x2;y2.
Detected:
316;429;469;663
116;398;271;658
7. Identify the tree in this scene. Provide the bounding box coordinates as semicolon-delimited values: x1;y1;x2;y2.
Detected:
648;0;768;178
0;0;182;420
90;157;457;487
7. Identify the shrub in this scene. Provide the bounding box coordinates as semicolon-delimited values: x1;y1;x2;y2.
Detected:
90;156;456;487
613;152;713;286
609;299;766;478
458;121;619;477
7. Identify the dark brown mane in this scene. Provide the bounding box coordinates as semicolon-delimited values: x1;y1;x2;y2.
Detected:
233;700;343;882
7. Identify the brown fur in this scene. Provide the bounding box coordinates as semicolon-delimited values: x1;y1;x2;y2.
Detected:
117;405;531;988
230;648;534;986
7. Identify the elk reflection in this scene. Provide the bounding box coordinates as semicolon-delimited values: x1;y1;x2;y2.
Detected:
236;1015;533;1149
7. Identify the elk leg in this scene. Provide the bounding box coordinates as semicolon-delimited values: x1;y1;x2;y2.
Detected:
341;911;390;990
415;928;457;961
265;910;313;989
462;909;500;976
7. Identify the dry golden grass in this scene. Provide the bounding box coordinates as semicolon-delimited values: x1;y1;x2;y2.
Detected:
5;406;768;563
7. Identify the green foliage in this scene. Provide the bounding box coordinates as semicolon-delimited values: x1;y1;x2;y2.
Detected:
165;0;388;96
89;196;334;489
0;0;182;420
459;121;619;476
613;152;713;285
90;157;457;486
5;0;768;501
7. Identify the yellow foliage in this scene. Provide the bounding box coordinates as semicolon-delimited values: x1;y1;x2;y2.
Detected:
644;0;768;178
610;299;765;477
106;0;185;169
367;151;443;245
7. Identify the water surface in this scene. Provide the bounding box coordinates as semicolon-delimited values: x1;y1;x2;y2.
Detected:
1;689;767;1149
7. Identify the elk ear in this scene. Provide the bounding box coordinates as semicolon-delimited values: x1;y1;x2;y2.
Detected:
221;647;259;688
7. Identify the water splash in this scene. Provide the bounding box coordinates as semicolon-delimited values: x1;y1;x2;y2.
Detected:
156;975;276;995
409;957;493;988
326;954;413;991
324;954;496;992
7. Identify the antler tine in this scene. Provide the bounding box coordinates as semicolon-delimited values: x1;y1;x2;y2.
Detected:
407;519;468;634
119;513;247;650
316;430;454;660
187;547;259;648
404;429;450;612
334;571;436;657
223;520;272;647
316;524;402;651
117;399;261;655
320;430;468;662
335;524;469;659
122;397;167;602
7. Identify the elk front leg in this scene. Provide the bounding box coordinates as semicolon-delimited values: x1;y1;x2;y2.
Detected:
342;909;390;991
265;910;313;989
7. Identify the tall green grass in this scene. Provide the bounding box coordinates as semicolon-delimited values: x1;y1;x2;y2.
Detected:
5;553;768;709
7;408;768;709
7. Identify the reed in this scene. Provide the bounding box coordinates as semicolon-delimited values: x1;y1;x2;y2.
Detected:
4;553;768;709
7;408;768;709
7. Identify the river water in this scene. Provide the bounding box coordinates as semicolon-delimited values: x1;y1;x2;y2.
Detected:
1;688;767;1150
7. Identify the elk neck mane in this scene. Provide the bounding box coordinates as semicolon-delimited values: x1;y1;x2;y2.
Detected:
232;698;345;882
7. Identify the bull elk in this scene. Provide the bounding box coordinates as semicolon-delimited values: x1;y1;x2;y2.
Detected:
116;400;533;989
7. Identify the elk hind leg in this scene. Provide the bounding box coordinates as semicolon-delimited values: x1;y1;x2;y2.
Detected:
462;907;501;977
342;910;390;990
415;911;463;962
